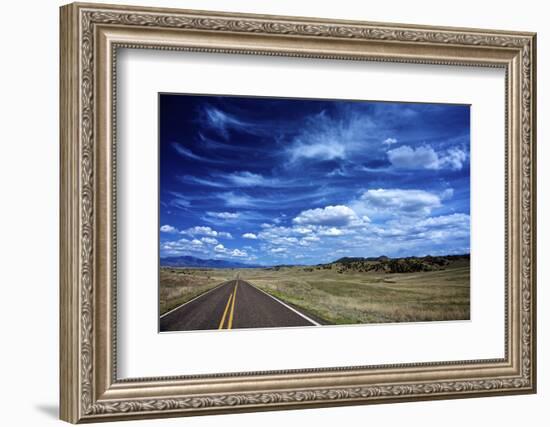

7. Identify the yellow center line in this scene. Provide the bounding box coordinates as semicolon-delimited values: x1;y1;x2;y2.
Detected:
218;289;234;330
227;282;238;330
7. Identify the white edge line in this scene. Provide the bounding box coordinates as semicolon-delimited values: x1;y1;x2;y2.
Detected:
160;280;231;319
244;281;321;326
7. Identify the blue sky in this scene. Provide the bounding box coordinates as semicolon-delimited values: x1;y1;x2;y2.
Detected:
159;94;470;266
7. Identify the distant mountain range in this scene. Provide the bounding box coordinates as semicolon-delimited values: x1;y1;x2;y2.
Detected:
160;255;262;269
160;254;470;272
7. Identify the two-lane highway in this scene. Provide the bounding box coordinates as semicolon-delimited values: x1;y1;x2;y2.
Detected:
160;279;320;332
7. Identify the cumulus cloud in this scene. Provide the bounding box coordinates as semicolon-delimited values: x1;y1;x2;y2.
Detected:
230;249;247;257
441;147;468;170
201;237;219;245
213;243;248;257
387;145;467;170
383;137;398;145
161;237;209;256
294;226;313;234
160;224;178;233
293;205;361;227
270;247;286;253
318;227;344;236
181;226;232;239
356;189;442;217
242;233;258;239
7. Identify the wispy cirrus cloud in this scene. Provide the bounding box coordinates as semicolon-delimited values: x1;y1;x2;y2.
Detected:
167;191;192;210
285;110;375;163
171;142;226;164
181;171;287;189
201;105;283;139
160;94;470;263
215;188;340;210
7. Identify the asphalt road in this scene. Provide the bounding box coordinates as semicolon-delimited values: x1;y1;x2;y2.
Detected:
160;279;320;332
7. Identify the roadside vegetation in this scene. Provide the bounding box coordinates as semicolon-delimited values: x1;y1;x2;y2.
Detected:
159;267;236;315
160;255;470;324
237;256;470;325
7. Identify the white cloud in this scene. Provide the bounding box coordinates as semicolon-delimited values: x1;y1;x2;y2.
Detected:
387;144;467;170
160;224;177;233
327;167;347;177
225;171;280;187
182;226;217;236
213;243;248;258
230;249;247;257
383;137;397;145
387;145;439;169
441;147;468;170
288;140;346;162
206;211;239;220
172;143;225;164
293;205;361;227
416;213;470;229
181;226;232;239
441;188;454;200
293;226;313;234
285;110;375;164
168;192;191;210
191;239;203;246
318;227;344;236
217;191;256;208
201;237;219;245
242;233;258;239
356;189;442;217
203;106;246;137
270;248;286;253
161;237;209;256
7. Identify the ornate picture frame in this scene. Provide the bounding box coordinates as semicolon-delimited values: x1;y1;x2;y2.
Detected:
60;2;536;423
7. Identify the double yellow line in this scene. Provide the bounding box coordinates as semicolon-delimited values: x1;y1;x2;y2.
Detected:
218;281;238;330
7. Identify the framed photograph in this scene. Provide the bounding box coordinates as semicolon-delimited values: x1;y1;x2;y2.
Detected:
60;2;537;423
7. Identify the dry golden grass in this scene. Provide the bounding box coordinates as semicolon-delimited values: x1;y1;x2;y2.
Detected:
160;262;470;325
236;263;470;324
159;267;236;315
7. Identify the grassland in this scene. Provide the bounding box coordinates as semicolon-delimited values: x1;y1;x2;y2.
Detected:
236;261;469;324
160;257;469;324
159;267;236;315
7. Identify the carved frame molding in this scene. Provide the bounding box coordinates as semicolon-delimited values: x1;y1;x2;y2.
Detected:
60;2;536;423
